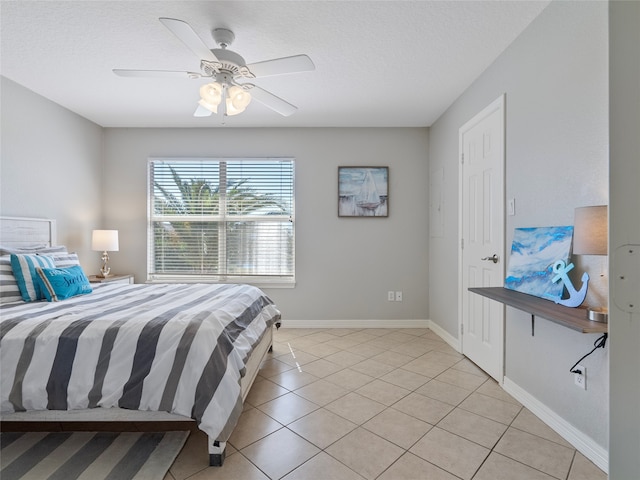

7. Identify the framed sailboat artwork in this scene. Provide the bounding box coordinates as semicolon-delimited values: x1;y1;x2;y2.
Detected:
338;166;388;217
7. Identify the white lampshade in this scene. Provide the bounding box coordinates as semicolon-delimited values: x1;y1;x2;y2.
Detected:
199;82;223;113
92;230;119;252
226;85;251;114
573;206;607;255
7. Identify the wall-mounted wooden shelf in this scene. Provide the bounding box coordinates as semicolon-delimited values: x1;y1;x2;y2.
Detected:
469;287;608;334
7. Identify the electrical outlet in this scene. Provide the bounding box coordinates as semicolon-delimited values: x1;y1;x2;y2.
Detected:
395;291;403;302
574;364;586;390
388;291;395;302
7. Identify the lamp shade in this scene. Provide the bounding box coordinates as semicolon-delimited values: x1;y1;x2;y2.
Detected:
92;230;119;252
573;206;607;255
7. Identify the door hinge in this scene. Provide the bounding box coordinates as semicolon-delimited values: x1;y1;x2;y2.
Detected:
461;152;465;164
461;324;464;334
461;238;464;249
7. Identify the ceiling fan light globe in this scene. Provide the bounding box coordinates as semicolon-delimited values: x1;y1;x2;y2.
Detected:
227;85;252;110
199;82;222;105
198;98;218;113
225;98;246;116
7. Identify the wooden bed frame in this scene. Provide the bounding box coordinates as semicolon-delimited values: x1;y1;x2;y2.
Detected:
0;216;274;466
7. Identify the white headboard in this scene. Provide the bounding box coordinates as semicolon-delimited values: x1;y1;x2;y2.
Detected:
0;217;57;248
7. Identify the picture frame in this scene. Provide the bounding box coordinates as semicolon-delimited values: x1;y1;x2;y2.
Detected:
338;166;388;217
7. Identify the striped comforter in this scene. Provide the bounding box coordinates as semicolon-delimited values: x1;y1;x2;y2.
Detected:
0;282;281;443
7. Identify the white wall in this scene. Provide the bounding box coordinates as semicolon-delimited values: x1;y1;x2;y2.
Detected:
428;0;609;460
0;77;103;267
609;1;640;478
102;127;430;323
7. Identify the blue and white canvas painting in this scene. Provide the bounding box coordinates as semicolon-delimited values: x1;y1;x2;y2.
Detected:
505;226;574;299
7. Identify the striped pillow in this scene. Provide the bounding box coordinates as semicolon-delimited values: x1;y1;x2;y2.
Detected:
49;252;81;268
10;253;56;302
0;255;22;304
0;245;67;256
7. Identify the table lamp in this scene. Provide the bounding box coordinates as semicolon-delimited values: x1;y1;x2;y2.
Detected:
92;230;119;278
573;206;608;322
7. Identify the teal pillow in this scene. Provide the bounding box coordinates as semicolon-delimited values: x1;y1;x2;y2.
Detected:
10;253;56;302
36;265;93;302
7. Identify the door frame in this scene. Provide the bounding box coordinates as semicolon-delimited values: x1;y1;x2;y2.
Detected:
457;93;506;382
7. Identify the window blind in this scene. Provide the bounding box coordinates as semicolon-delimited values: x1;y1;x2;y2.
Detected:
148;158;294;284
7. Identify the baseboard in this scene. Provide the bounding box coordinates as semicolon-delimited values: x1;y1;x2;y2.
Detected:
281;319;430;329
427;320;461;352
503;377;608;474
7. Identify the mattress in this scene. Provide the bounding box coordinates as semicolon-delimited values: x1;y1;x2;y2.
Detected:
0;282;281;444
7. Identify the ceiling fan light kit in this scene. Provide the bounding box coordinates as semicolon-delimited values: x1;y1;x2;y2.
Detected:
113;18;314;121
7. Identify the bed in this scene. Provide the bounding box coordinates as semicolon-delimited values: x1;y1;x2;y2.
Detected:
0;217;281;466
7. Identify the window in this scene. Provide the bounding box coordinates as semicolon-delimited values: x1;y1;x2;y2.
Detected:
148;158;294;286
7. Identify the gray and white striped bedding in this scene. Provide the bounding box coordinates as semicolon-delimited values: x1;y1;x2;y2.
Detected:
0;282;281;444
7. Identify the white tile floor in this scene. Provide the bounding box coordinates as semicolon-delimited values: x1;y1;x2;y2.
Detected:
165;328;606;480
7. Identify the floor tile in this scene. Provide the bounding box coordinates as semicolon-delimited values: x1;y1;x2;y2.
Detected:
437;407;508;448
350;358;396;378
475;378;522;406
325;427;404;480
472;452;556;480
300;358;344;378
293;378;349;406
402;356;450;378
324;350;367;367
245;378;290;406
370;350;415;367
568;452;607;480
323;368;375;390
379;368;431;391
409;427;490;480
458;392;522;425
258;358;294;378
434;368;487;391
282;452;365;480
241;428;320;480
166;328;596;480
511;408;573;448
377;452;459;480
450;357;490;378
187;452;270;480
325;392;386;424
362;407;432;449
227;408;282;450
257;392;319;425
269;369;319;391
415;379;473;406
392;392;454;425
355;378;411;406
288;408;358;449
494;427;575;479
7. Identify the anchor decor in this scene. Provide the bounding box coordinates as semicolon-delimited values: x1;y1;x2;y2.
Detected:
544;259;589;307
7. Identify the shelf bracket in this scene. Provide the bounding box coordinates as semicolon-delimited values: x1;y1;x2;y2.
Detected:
531;314;535;336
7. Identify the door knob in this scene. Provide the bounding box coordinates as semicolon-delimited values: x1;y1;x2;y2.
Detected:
481;254;499;264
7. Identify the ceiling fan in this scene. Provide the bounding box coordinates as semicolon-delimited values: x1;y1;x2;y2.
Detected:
113;18;315;118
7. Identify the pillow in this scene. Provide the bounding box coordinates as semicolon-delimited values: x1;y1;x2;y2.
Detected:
48;252;81;268
0;245;67;256
0;256;23;304
36;265;93;302
10;253;56;302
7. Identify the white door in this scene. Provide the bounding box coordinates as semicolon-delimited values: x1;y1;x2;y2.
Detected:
459;95;505;382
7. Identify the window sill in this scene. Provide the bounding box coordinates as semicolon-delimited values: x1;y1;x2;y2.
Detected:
146;277;295;289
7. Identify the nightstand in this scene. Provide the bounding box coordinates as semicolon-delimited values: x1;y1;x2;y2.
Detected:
88;274;134;285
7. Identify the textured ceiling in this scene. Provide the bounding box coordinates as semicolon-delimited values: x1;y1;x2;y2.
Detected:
0;1;550;128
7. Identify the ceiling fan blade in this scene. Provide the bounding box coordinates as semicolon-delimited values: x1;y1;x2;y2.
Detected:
194;104;213;117
113;69;201;79
245;55;315;78
159;17;218;62
249;86;298;116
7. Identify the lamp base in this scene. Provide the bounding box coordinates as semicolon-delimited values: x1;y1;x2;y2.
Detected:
586;307;608;323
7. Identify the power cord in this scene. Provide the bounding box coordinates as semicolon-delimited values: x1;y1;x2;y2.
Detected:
569;333;608;374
